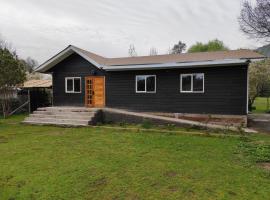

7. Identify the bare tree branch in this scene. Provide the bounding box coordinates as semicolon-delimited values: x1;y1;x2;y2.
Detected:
239;0;270;41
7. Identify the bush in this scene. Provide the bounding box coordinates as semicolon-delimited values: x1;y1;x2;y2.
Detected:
141;119;153;129
166;124;176;131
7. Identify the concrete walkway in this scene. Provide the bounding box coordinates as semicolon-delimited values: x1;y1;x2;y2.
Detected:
248;114;270;133
102;108;257;133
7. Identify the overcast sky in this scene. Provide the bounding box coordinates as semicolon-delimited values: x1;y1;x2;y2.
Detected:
0;0;262;63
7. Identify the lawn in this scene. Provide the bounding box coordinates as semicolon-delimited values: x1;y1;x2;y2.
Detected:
0;115;270;200
253;97;270;113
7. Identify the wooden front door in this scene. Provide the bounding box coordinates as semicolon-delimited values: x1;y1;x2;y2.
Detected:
85;76;105;107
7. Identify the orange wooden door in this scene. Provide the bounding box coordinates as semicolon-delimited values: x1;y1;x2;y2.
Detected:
85;76;105;107
85;77;94;107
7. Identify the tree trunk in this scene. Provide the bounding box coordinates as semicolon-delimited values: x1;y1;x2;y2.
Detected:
249;96;257;111
267;97;270;111
1;100;7;118
1;88;10;118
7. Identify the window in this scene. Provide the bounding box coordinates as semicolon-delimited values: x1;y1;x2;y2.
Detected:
65;77;81;93
180;73;204;93
193;73;204;92
181;74;192;92
136;75;156;93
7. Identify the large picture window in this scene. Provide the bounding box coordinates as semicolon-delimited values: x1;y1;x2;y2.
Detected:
180;73;204;93
136;75;156;93
65;77;81;93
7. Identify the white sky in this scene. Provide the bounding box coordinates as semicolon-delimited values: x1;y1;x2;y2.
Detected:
0;0;262;63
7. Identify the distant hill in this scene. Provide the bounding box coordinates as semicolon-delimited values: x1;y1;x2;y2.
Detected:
257;44;270;57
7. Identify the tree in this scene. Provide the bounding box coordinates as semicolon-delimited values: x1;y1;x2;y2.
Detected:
26;72;44;80
23;57;39;73
128;44;137;57
19;57;41;80
0;39;26;118
170;41;186;54
188;39;229;53
149;47;158;56
248;59;270;110
239;0;270;41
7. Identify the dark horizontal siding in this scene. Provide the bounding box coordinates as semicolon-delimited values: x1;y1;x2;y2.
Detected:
105;66;248;115
50;53;104;106
49;52;248;115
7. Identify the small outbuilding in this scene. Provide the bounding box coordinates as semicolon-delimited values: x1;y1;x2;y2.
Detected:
21;79;52;112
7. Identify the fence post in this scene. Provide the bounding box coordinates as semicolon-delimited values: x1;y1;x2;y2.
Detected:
28;89;31;114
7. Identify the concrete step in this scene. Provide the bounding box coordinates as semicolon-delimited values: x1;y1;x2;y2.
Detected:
30;113;94;120
248;120;270;132
251;119;270;122
23;120;88;127
24;117;91;125
24;107;101;127
37;107;98;112
33;110;95;116
248;114;270;120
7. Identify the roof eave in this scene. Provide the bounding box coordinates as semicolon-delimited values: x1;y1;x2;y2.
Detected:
103;59;250;71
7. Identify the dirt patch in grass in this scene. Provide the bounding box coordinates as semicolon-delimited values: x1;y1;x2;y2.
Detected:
90;177;108;188
46;130;69;136
164;171;178;178
168;186;178;192
0;136;8;143
228;190;237;196
258;162;270;171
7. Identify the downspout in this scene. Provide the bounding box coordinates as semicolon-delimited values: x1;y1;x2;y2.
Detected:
246;61;250;114
51;72;54;106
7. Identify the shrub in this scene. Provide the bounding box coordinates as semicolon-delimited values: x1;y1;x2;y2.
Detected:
141;119;153;129
119;122;128;127
166;124;176;131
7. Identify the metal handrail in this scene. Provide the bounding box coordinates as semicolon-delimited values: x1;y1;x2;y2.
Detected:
8;100;29;116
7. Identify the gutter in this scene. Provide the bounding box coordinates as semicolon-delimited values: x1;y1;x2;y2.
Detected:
102;59;250;71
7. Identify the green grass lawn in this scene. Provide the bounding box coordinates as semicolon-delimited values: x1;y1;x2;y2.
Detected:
0;115;270;200
253;97;270;113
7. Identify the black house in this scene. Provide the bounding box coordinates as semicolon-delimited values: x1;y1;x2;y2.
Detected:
36;45;264;116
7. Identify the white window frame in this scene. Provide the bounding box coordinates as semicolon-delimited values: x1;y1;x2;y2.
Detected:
180;73;204;93
65;77;81;93
135;75;156;93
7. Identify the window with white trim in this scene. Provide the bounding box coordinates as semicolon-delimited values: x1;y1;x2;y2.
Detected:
65;77;81;93
180;73;204;93
136;75;156;93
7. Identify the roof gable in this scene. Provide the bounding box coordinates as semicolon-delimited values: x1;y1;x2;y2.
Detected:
36;45;105;73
